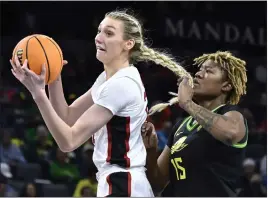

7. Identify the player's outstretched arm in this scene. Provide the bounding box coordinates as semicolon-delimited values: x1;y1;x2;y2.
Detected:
35;92;113;152
48;61;94;126
10;57;113;152
35;76;138;152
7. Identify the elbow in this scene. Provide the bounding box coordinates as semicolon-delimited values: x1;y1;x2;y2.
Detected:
58;144;75;153
229;123;241;142
58;131;75;153
59;147;74;153
223;129;238;145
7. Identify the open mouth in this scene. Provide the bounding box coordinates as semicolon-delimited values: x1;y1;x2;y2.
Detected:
97;46;106;52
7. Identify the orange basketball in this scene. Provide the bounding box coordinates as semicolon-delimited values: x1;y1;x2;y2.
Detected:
12;34;63;84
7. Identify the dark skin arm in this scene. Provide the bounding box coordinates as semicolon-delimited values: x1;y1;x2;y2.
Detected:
142;123;170;192
178;77;246;145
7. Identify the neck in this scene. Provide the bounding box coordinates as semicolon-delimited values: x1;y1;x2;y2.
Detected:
195;95;226;111
104;58;130;80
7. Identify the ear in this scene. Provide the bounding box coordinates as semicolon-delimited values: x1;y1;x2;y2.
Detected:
124;39;135;51
222;81;232;92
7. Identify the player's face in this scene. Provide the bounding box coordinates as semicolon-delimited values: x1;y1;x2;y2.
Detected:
193;59;230;100
95;17;129;64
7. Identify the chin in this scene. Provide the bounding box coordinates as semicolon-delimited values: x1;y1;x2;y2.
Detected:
96;54;105;63
193;91;204;99
96;56;111;66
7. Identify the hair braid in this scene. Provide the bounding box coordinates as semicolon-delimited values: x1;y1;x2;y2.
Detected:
106;10;193;115
136;45;193;115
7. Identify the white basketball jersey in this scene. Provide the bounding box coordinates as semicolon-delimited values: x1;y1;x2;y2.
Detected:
91;66;148;177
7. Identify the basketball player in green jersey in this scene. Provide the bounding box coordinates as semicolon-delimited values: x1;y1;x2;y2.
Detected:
142;51;248;197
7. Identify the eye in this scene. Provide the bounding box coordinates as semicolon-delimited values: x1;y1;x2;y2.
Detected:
206;69;213;73
97;29;101;34
105;31;113;37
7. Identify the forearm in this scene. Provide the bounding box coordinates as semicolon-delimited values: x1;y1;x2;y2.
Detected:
146;149;166;191
181;100;237;144
34;90;73;151
48;75;69;121
49;76;94;126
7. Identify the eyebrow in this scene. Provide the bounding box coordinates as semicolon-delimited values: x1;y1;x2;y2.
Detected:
98;25;116;30
200;65;214;69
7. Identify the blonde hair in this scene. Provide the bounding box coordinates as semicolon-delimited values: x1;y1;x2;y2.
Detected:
106;10;193;115
193;51;247;104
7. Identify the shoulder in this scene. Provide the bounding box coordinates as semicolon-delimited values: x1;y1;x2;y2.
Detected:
218;104;246;123
217;104;243;115
106;76;140;95
94;77;142;115
92;71;106;90
95;71;106;82
220;105;248;145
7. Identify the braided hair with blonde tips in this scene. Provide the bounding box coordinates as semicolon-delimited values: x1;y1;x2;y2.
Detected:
136;45;193;115
193;51;247;105
106;10;193;115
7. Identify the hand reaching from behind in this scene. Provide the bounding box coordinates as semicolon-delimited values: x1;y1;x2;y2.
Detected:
141;121;158;151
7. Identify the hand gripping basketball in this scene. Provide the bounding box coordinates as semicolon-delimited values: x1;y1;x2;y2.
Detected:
10;55;46;99
12;34;64;84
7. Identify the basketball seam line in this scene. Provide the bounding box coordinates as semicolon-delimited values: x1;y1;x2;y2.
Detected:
26;36;36;70
46;38;63;71
34;36;51;83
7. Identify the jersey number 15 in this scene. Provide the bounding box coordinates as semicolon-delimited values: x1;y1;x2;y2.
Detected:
171;157;186;180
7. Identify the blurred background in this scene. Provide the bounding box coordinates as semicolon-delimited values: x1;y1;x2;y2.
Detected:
0;1;267;197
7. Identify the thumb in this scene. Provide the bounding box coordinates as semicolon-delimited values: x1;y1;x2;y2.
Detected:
41;63;46;78
63;60;68;66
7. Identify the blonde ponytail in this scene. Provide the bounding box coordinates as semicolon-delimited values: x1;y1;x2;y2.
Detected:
136;45;193;115
105;11;193;115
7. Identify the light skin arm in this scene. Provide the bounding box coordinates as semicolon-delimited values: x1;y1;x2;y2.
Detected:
35;89;113;152
48;75;94;127
10;58;112;152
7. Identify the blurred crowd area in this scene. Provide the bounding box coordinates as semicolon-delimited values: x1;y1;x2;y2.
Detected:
0;1;267;197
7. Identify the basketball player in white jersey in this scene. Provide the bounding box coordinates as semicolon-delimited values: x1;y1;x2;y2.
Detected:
11;10;192;197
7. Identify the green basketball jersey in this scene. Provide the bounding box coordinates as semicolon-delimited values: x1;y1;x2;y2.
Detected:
166;104;248;197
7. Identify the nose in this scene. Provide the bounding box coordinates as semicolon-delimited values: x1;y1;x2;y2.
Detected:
194;70;204;79
95;33;103;45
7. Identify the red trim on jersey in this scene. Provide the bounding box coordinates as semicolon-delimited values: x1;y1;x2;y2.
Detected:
127;172;132;197
124;117;131;168
106;123;112;163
